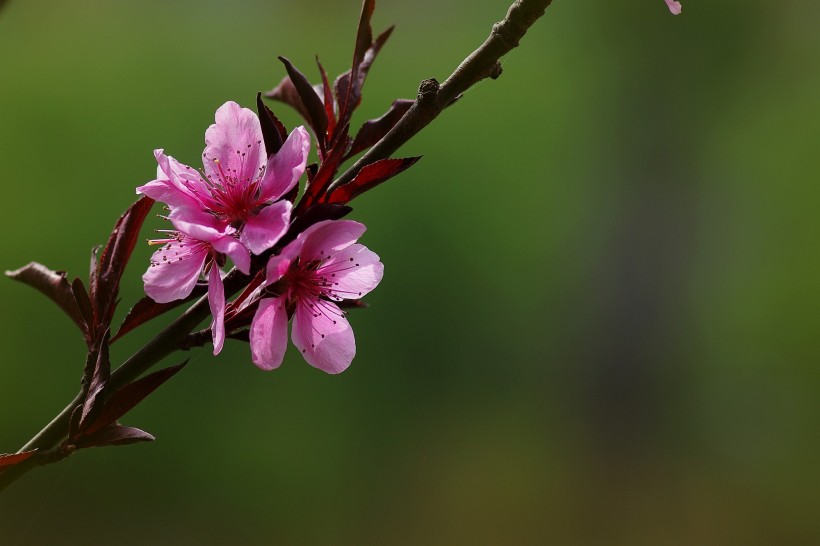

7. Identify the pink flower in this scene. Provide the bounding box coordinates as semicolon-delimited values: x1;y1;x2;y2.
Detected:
143;212;250;355
138;100;310;355
137;101;310;256
249;220;384;374
664;0;682;15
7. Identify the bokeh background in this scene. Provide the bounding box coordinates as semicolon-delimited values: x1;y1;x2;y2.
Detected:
1;0;818;544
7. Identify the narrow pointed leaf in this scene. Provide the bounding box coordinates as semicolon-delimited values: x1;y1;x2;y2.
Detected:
0;450;37;469
6;262;90;343
295;132;350;214
336;0;394;130
266;75;312;127
316;57;337;143
72;277;94;334
256;92;287;156
79;331;111;432
347;99;413;159
84;361;187;435
327;157;420;204
92;197;155;328
277;56;328;152
73;424;155;448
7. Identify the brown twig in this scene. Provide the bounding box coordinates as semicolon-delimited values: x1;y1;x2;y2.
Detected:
327;0;553;193
0;0;556;493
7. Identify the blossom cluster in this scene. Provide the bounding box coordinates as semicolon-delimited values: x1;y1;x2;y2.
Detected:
137;102;383;374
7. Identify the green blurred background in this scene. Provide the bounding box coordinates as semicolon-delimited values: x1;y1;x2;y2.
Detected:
1;0;819;544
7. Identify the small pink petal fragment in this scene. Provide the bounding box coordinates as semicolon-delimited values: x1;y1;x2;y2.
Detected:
665;0;682;15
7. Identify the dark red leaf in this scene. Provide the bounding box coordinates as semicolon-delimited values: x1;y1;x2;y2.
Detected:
91;197;155;329
73;424;154;448
336;0;394;130
327;157;420;204
295;132;350;214
346;99;413;159
5;262;90;343
84;361;187;436
111;284;207;343
266;75;312;128
256;92;287;156
79;331;111;432
316;57;337;143
0;450;37;469
277;56;328;153
72;277;94;333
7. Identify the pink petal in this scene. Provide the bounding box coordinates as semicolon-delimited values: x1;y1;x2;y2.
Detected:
240;200;292;255
208;264;226;355
211;236;251;275
136;150;202;210
265;250;297;286
142;240;208;303
259;126;310;202
321;243;384;301
292;298;355;374
168;210;250;274
249;296;289;370
202;101;265;188
665;0;682;15
298;220;367;262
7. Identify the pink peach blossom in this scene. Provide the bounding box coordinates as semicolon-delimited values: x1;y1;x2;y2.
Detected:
249;220;383;374
138;101;310;255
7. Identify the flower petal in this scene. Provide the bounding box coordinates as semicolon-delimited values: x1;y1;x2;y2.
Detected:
665;0;682;15
259;126;310;202
240;200;292;255
169;209;251;274
209;264;226;355
142;238;208;303
321;243;384;301
136;150;203;210
202;101;266;187
298;220;367;262
292;298;355;374
249;296;289;370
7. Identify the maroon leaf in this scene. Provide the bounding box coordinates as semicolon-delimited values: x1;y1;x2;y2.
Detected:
0;450;37;469
73;424;154;449
295;132;350;214
316;57;337;143
327;157;420;204
84;361;187;436
336;0;394;129
266;76;312;129
78;331;111;432
256;92;287;156
111;284;207;343
276;56;328;153
346;99;413;159
91;197;155;329
72;277;94;333
6;262;91;346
